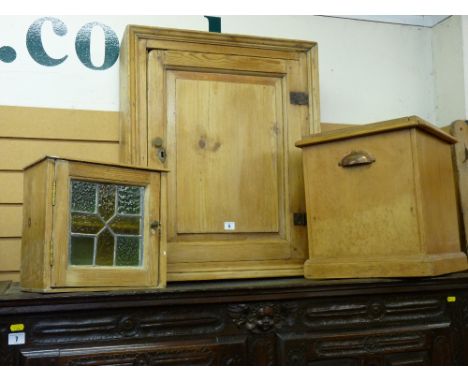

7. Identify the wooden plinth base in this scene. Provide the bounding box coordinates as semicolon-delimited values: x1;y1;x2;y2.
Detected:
304;252;468;279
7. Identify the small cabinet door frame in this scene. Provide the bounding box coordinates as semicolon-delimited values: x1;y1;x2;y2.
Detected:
51;159;166;289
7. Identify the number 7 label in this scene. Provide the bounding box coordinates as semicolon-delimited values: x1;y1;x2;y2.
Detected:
8;332;25;345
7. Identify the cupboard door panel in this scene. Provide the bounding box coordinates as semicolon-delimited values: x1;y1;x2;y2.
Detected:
147;49;305;272
173;72;281;234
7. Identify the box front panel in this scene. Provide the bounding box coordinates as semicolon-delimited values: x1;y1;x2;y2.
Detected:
303;130;421;261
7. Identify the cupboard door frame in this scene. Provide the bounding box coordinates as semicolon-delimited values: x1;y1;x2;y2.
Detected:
120;26;321;281
51;160;165;289
151;55;290;263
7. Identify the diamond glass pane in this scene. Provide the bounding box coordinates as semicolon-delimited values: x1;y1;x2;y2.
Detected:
116;236;141;266
69;179;145;267
70;236;94;265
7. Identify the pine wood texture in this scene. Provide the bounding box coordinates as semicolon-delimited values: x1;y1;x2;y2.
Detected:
120;25;320;281
296;116;468;279
172;73;280;234
20;157;167;292
20;159;54;291
320;122;357;133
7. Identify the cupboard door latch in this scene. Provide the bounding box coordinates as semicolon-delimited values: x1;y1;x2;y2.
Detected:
152;137;167;163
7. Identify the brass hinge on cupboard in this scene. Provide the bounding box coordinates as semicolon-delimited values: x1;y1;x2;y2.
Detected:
290;92;309;106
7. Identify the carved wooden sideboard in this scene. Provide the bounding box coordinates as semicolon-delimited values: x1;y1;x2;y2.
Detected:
1;274;468;365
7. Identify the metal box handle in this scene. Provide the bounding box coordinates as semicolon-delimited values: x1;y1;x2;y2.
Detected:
339;150;375;167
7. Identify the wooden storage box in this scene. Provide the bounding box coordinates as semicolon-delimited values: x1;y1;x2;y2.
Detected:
120;26;320;281
296;116;468;279
20;156;167;292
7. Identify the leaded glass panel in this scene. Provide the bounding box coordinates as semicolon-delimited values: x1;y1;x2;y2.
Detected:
69;180;144;267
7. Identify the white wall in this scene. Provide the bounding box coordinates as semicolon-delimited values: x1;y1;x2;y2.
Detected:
462;16;468;120
222;16;435;124
0;15;438;124
432;16;466;126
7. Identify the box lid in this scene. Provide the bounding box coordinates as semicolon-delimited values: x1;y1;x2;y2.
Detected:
295;116;457;148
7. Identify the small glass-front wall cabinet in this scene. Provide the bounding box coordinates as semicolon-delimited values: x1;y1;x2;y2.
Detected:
20;156;167;292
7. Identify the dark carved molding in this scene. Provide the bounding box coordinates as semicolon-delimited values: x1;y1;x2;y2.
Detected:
221;354;244;366
66;347;215;366
287;345;307;366
304;297;445;330
367;301;386;321
30;308;224;345
228;302;297;334
432;335;452;365
314;332;426;357
248;336;276;366
117;316;140;337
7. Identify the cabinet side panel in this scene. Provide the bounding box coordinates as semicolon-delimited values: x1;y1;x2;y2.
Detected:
120;27;147;166
119;27;132;164
307;45;321;133
20;160;52;290
415;130;461;254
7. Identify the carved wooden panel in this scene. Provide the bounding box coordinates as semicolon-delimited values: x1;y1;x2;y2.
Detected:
18;336;248;366
1;276;468;366
301;295;448;330
277;328;453;366
28;306;225;346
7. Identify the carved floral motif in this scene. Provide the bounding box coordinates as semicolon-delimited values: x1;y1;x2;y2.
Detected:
117;316;139;337
228;303;297;334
